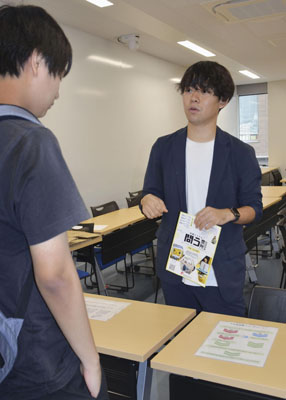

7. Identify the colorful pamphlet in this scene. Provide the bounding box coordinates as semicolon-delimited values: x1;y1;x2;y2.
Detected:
195;321;278;367
166;211;221;287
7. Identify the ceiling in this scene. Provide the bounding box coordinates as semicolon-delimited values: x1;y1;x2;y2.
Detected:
2;0;286;85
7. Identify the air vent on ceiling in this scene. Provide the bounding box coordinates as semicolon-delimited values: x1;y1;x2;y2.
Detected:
203;0;286;23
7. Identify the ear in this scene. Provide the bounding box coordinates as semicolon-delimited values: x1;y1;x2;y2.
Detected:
29;50;43;76
218;99;228;111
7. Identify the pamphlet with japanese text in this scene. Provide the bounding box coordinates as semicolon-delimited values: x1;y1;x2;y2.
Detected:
195;321;278;367
166;211;221;287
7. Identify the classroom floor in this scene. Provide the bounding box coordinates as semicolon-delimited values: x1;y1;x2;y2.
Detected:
80;239;284;400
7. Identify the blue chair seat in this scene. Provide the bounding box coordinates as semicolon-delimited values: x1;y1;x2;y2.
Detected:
77;269;90;279
130;242;152;255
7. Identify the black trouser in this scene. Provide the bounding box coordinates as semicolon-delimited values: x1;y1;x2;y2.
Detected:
37;367;109;400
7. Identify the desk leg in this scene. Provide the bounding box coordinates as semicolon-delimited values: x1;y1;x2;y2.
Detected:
94;264;109;296
137;360;153;400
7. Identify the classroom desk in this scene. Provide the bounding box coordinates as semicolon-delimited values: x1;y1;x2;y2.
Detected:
68;207;147;294
85;293;196;400
151;311;286;399
262;196;282;210
82;205;145;234
68;230;101;251
262;186;286;198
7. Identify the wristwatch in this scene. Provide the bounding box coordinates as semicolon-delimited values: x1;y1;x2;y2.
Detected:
230;207;240;222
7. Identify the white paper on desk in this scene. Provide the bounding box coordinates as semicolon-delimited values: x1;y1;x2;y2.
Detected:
84;297;130;321
195;321;278;367
93;225;108;231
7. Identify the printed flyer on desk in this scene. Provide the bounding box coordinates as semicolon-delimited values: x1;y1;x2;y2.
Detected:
166;211;221;287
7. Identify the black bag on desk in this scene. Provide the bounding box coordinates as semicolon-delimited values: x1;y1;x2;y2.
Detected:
0;270;33;383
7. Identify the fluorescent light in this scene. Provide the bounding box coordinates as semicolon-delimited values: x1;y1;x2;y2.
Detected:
170;78;181;83
86;0;113;8
177;40;215;57
239;70;260;79
87;55;133;69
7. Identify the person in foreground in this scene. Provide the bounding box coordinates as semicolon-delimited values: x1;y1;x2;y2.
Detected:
0;5;108;400
141;61;262;317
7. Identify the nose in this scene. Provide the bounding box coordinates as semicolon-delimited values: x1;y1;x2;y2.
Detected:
191;90;200;102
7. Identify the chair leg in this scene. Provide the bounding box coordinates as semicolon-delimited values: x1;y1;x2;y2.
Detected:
281;259;286;288
150;245;156;276
154;276;160;303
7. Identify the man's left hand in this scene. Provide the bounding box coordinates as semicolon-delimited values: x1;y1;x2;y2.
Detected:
194;207;234;230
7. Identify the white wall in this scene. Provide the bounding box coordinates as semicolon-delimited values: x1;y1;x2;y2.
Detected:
217;95;238;137
268;80;286;176
41;25;186;211
42;24;243;214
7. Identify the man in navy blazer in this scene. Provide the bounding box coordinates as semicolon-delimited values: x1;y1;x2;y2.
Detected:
141;61;262;316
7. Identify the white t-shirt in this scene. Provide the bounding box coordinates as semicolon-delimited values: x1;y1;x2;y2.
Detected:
183;137;218;287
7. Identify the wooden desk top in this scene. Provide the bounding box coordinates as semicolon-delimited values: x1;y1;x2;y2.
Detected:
262;196;282;210
262;186;286;198
151;312;286;398
85;293;196;362
68;230;101;251
82;206;145;234
261;166;278;175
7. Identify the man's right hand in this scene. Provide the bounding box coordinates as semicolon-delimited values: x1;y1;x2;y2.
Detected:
81;360;102;398
141;194;168;219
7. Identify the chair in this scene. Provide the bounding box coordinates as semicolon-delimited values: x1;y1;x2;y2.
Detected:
276;210;286;287
94;228;134;292
272;169;282;186
90;201;119;217
261;172;271;186
128;219;157;276
248;285;286;323
244;196;284;262
77;269;90;280
129;190;143;198
95;219;158;292
72;223;99;291
126;196;141;208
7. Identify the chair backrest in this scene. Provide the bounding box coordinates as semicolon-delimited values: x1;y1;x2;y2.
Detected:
243;197;285;252
101;219;158;264
272;169;282;186
126;196;141;208
90;201;119;217
129;190;143;198
261;173;271;186
248;285;286;322
77;223;94;233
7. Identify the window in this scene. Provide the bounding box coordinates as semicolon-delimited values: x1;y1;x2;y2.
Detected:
237;84;268;166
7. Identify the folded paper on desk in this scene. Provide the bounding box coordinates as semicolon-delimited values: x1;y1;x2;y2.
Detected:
93;225;108;231
84;297;130;321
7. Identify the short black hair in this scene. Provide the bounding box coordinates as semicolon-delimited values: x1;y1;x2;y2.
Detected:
0;5;72;78
178;61;234;102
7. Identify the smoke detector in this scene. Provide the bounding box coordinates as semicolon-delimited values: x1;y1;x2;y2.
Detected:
117;34;140;51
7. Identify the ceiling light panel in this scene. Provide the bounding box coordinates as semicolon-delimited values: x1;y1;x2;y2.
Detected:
239;70;260;79
86;0;113;8
177;40;216;57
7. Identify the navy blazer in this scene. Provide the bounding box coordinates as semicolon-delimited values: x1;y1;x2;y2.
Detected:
142;126;262;302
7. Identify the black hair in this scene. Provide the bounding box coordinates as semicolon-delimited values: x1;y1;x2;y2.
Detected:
178;61;234;102
0;5;72;78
